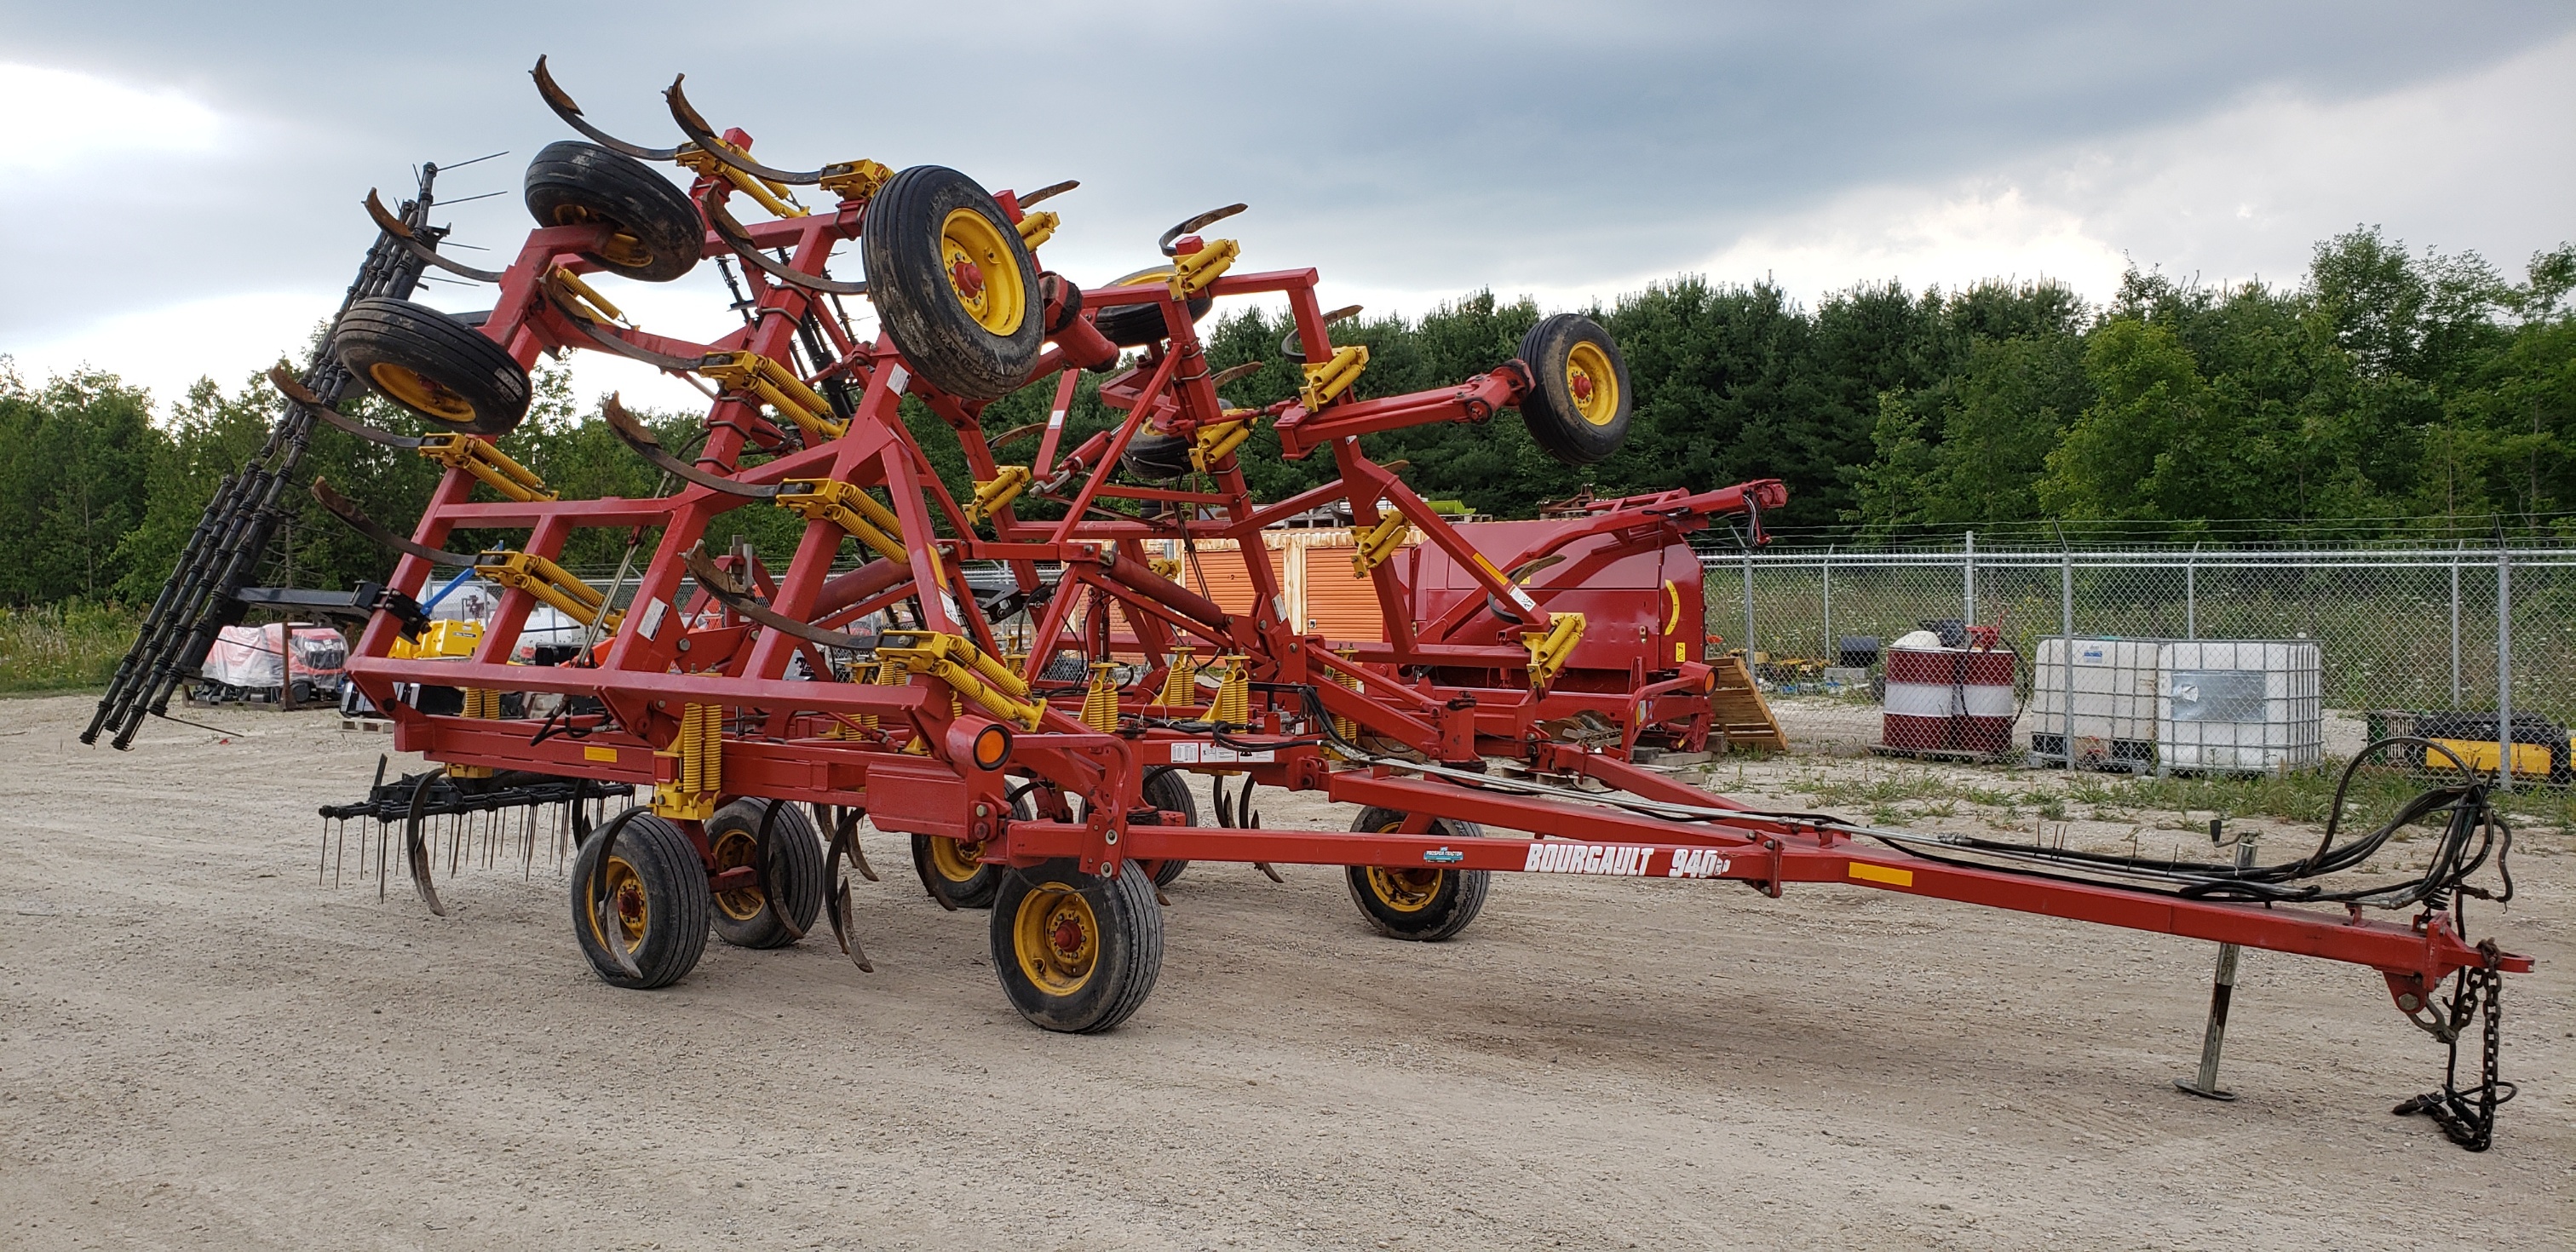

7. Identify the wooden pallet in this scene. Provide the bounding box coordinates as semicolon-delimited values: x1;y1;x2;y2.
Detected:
341;716;393;733
1709;652;1788;752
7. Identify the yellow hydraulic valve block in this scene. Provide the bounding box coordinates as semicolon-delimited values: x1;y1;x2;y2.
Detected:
700;352;844;443
418;434;555;503
1351;512;1409;577
474;552;622;632
875;632;1045;730
1300;345;1369;411
1080;662;1122;733
774;479;906;562
1169;238;1239;298
1521;612;1587;689
965;466;1032;526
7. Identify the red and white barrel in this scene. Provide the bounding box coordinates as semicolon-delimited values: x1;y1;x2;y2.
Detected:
1883;647;2017;755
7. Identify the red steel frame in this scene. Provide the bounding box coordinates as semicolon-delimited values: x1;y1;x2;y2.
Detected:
342;132;2528;1023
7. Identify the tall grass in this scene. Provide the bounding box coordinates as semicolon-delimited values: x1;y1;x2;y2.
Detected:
0;601;140;694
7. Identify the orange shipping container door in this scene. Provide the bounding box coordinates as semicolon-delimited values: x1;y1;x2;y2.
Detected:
1298;545;1387;641
1177;545;1283;619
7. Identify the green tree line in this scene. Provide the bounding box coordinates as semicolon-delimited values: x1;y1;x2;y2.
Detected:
3;225;2569;610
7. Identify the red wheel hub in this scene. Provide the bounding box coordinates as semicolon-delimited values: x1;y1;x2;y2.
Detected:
1570;373;1595;403
1052;916;1083;953
951;258;986;297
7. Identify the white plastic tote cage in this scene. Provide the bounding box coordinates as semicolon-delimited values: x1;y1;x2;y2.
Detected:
2029;637;2163;770
2155;640;2323;774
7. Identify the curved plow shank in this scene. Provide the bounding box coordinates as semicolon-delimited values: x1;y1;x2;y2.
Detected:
1160;203;1247;255
699;186;868;295
532;55;686;161
403;770;449;917
365;189;504;283
544;287;722;372
750;800;808;944
601;394;779;498
665;75;831;185
270;365;427;449
1016;179;1078;208
821;813;874;973
312;479;474;566
683;544;878;652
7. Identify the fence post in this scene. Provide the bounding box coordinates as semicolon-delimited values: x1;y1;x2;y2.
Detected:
2060;530;2075;767
2185;543;2198;640
2450;542;2462;709
1742;548;1756;668
1822;546;1834;665
1964;530;1977;628
2497;544;2512;792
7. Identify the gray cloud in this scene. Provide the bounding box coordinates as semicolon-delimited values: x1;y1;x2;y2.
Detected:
3;1;2570;353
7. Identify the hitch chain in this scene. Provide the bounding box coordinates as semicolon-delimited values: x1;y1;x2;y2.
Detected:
2394;941;2512;1151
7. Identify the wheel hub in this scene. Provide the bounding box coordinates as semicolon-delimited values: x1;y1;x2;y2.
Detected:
949;257;986;298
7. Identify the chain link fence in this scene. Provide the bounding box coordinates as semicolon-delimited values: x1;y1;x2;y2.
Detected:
1707;540;2576;777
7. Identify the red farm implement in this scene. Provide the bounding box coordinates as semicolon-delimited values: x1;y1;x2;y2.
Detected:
90;60;2527;1150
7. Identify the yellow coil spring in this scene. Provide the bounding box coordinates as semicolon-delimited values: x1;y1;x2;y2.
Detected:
1157;647;1200;708
1210;655;1251;728
461;688;500;719
1081;662;1122;734
1328;646;1360;747
679;703;722;795
857;656;906;729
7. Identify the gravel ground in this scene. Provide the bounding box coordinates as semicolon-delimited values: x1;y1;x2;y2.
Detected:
2;692;2567;1249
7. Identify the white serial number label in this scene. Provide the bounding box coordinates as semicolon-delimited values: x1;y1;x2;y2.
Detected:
1521;842;1731;878
1168;743;1274;764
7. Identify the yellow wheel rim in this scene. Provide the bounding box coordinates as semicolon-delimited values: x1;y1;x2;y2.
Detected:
369;363;477;423
940;207;1026;336
1366;818;1444;913
1364;865;1444;913
926;835;986;884
593;856;648;951
1012;885;1098;996
709;829;766;922
1564;341;1619;427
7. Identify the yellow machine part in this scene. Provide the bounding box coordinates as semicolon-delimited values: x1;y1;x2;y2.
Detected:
475;552;623;633
1156;647;1200;709
1169;238;1239;298
1080;662;1121;733
1300;345;1369;411
418;434;555;503
653;702;724;820
1521;612;1587;688
701;352;844;443
776;479;906;562
876;632;1044;731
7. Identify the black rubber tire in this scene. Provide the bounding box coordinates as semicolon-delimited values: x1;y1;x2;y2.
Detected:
1515;313;1633;466
990;858;1164;1033
1120;431;1197;481
1140;767;1194;888
705;799;825;949
567;812;712;989
522;140;701;284
1343;807;1490;941
1091;265;1215;348
333;297;532;436
862;165;1042;399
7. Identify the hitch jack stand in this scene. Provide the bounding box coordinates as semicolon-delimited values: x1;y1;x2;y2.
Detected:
2176;825;2258;1101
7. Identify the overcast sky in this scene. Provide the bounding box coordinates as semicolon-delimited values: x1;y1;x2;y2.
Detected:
4;2;2572;414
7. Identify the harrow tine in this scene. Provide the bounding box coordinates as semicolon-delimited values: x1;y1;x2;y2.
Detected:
270;366;428;450
530;55;688;161
402;770;449;917
1016;179;1078;208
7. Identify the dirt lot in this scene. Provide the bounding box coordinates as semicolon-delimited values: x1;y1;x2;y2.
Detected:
3;691;2568;1249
